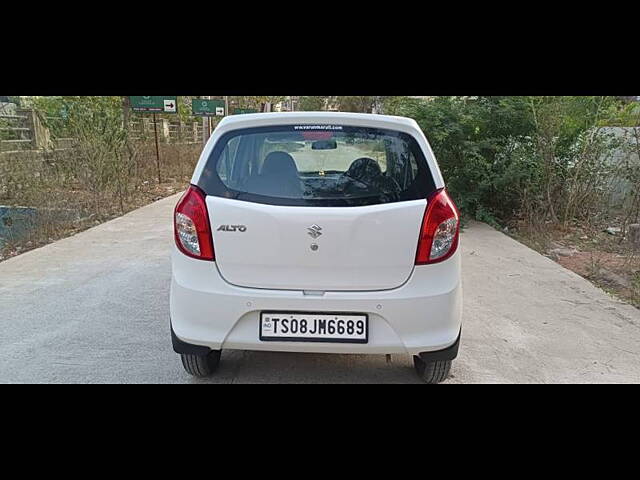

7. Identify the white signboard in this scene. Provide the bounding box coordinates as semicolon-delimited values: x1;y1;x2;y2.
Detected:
163;99;177;113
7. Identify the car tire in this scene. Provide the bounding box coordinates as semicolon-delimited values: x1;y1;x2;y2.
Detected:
180;351;221;377
413;356;451;384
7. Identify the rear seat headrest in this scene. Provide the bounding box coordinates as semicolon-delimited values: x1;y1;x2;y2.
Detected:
261;151;298;176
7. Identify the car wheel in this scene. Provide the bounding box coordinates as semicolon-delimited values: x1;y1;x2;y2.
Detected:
413;356;451;384
180;351;221;377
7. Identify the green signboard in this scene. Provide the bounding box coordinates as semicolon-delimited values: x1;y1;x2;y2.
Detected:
233;108;259;115
130;96;178;114
192;99;225;117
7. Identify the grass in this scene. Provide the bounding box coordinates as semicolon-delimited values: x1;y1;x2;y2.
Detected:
0;141;199;262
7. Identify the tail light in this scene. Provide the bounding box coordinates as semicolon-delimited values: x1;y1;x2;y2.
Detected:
174;185;214;261
415;189;460;265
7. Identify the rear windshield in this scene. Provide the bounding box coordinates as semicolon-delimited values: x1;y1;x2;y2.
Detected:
197;125;436;207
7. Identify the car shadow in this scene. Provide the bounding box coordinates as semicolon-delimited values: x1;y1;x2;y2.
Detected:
190;350;427;384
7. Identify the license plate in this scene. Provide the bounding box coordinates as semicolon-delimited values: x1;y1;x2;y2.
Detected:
260;312;368;343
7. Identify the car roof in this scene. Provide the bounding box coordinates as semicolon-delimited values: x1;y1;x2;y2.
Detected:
216;111;420;131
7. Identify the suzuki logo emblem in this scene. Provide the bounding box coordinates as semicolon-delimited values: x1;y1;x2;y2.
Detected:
307;224;322;239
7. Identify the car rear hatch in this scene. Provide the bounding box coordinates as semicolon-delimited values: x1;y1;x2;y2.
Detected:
208;197;426;291
197;122;437;291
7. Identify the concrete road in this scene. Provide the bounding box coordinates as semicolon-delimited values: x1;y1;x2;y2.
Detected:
1;195;639;383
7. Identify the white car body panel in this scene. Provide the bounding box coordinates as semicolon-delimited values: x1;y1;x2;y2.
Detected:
171;245;462;355
172;112;461;357
209;196;426;291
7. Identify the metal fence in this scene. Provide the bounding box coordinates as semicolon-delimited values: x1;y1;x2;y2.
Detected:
1;109;209;153
129;117;207;144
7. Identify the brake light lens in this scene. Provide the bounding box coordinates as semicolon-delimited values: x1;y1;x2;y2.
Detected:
415;189;460;264
174;185;214;261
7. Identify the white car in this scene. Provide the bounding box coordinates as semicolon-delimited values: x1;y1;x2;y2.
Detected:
170;112;462;383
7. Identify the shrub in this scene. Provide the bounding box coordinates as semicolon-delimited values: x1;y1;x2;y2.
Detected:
387;96;631;228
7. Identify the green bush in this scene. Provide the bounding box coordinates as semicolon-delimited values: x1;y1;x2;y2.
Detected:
387;96;630;227
388;96;535;224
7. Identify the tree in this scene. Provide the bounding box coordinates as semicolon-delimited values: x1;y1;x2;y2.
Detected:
32;96;133;213
299;96;329;111
335;96;377;113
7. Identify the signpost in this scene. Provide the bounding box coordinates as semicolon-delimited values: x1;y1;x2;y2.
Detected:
130;96;178;114
192;99;225;117
129;96;178;184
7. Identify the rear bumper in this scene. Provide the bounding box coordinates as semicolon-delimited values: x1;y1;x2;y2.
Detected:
172;321;462;362
170;246;462;356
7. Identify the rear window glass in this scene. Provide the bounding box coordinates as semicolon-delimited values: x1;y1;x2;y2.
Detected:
197;125;435;207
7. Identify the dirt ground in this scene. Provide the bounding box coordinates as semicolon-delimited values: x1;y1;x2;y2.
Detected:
511;220;640;309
